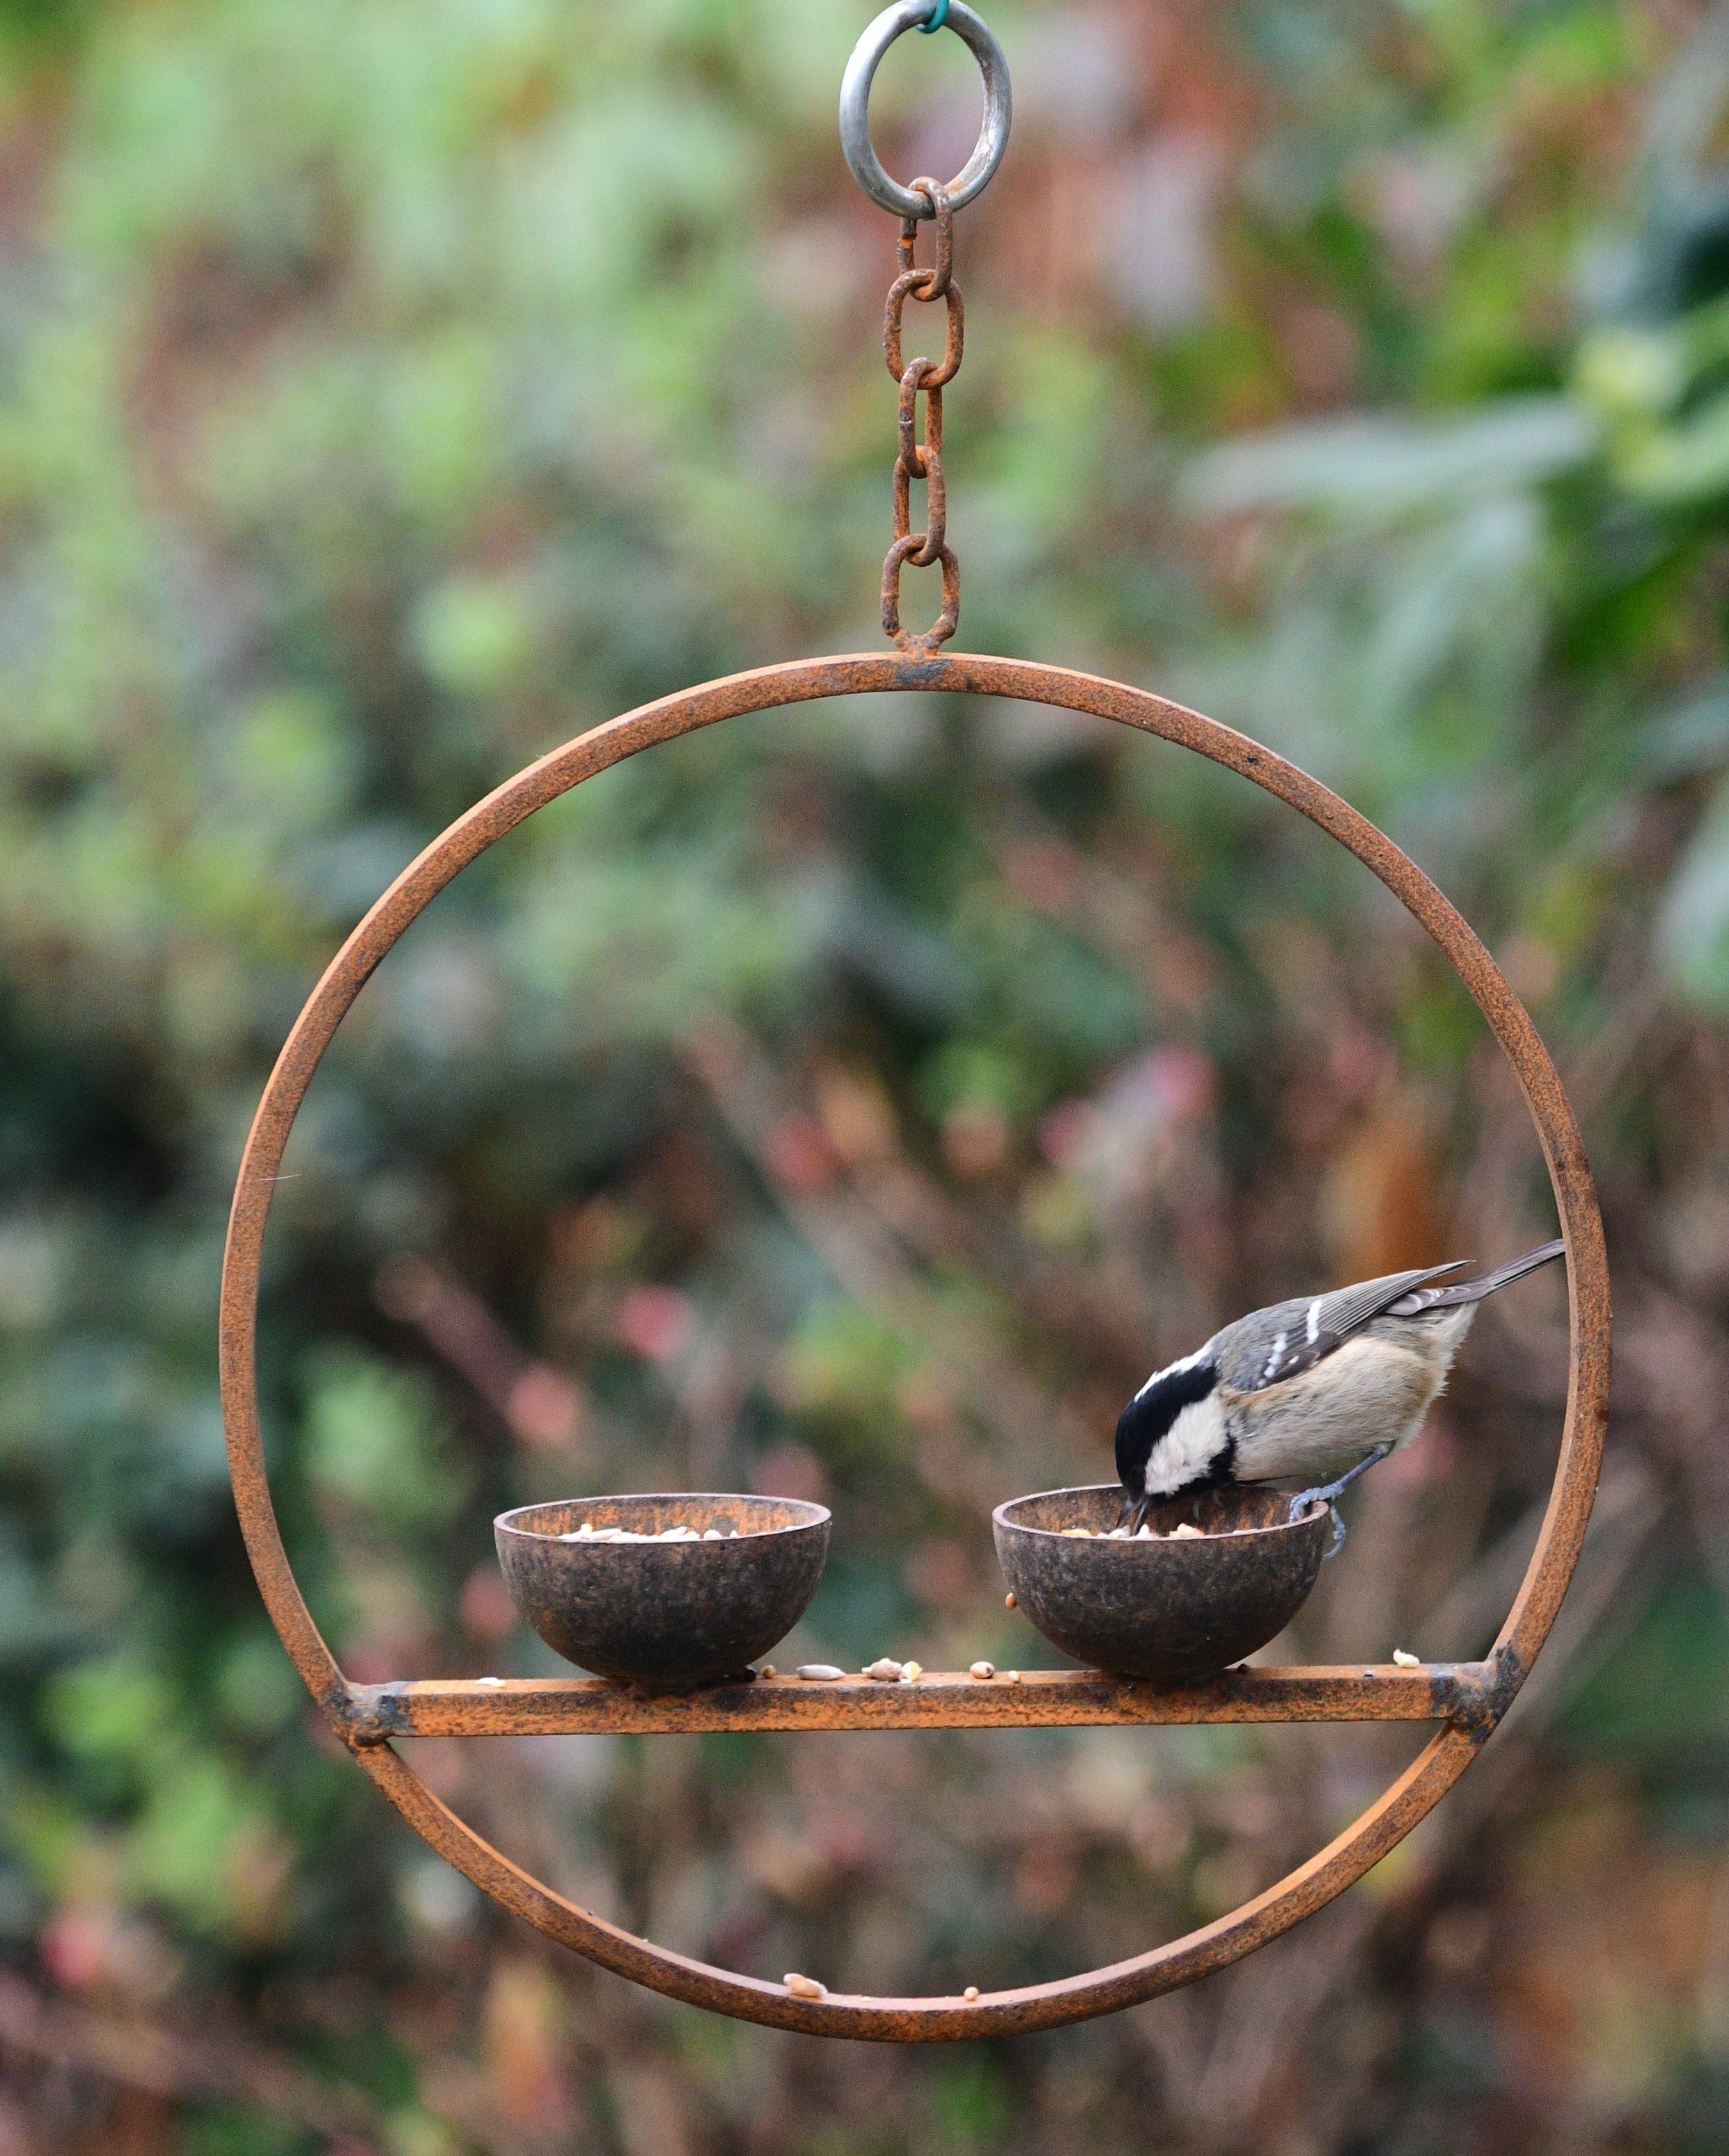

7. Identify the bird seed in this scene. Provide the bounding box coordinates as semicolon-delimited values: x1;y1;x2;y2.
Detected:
557;1523;736;1543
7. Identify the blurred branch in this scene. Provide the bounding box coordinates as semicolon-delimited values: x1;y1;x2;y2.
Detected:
375;1254;589;1454
0;1973;378;2143
684;1015;1103;1498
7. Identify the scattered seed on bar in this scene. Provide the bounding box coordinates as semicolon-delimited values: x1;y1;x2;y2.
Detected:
969;1661;994;1679
1392;1649;1420;1667
963;1986;979;2003
797;1664;844;1681
899;1661;922;1681
863;1658;905;1681
783;1973;826;1999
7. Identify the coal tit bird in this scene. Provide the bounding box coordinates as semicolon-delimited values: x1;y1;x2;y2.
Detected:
1114;1239;1566;1549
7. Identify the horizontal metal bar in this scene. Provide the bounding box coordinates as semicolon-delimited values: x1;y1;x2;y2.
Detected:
338;1661;1505;1744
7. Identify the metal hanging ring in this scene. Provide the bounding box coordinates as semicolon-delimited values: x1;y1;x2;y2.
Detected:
840;0;1012;219
218;651;1609;2042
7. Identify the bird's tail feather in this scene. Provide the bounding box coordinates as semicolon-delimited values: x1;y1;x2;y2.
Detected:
1391;1237;1564;1313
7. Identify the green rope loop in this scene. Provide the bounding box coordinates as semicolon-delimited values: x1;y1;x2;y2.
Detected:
919;0;950;31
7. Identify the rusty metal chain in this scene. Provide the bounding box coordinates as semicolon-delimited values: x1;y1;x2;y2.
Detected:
842;1;1010;656
881;179;963;655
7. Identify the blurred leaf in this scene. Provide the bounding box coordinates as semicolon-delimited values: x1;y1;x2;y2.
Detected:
1658;775;1729;1011
1180;398;1597;521
301;1346;468;1532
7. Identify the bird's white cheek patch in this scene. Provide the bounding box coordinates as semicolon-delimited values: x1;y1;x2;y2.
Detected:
1143;1393;1227;1497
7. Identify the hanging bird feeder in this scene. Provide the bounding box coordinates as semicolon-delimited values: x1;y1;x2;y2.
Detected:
219;0;1609;2042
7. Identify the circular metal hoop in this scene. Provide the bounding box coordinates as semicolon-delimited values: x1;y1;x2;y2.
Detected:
840;0;1012;218
220;653;1609;2042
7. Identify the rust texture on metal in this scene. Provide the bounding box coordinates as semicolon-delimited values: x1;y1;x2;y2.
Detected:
495;1493;830;1686
219;649;1610;2041
340;1658;1507;1745
881;183;963;654
994;1485;1331;1681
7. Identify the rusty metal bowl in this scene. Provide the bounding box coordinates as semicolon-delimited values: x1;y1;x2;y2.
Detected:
993;1483;1330;1683
496;1494;830;1687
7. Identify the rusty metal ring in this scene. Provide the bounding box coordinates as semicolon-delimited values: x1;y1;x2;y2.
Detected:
897;178;954;296
220;652;1609;2043
892;452;946;566
897;364;941;464
881;536;960;648
840;1;1012;219
885;272;963;387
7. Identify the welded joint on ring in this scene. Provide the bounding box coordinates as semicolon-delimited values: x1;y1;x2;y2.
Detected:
334;1681;406;1747
1448;1645;1524;1739
840;0;1012;219
1431;1647;1523;1740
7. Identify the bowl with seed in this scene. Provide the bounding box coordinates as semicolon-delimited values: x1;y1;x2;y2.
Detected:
495;1493;830;1687
992;1483;1328;1682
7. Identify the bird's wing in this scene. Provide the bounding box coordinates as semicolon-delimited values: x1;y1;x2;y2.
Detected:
1386;1237;1564;1313
1214;1260;1471;1393
1314;1259;1473;1339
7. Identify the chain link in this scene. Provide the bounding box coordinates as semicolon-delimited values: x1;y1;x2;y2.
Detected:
880;179;963;655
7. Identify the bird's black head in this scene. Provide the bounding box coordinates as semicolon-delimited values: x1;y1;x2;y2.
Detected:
1115;1357;1219;1493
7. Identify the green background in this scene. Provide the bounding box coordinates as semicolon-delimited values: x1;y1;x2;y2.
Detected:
0;1;1725;2150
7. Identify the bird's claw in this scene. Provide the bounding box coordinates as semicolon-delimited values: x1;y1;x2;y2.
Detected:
1286;1490;1347;1558
1286;1446;1392;1560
